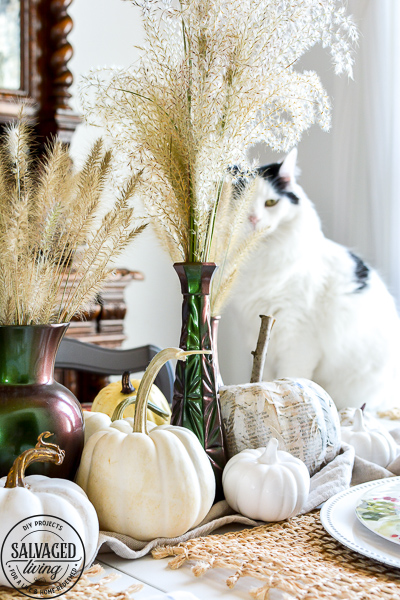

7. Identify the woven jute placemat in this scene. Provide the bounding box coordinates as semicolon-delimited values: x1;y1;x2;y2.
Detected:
378;409;400;420
0;564;142;599
153;511;400;600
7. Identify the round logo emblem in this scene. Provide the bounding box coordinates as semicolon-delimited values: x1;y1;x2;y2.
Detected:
1;515;85;598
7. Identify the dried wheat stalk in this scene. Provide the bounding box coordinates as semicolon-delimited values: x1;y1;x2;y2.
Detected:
0;118;146;325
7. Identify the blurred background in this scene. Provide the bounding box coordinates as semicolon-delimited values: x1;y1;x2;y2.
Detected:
67;0;400;385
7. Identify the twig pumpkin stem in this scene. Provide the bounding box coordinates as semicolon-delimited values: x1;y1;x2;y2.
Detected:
250;315;275;384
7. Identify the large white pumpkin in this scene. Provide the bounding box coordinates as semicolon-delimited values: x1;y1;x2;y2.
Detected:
76;348;215;541
83;410;156;444
220;378;341;476
0;433;99;588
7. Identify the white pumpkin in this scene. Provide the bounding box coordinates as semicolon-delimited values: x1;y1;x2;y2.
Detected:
0;432;99;588
83;409;156;444
341;408;397;467
222;438;310;521
220;378;341;476
76;348;215;541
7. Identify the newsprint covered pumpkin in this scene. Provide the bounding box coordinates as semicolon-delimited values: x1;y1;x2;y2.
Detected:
220;316;341;476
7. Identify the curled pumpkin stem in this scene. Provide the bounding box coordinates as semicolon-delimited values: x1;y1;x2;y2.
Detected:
111;394;170;422
111;395;137;422
5;432;65;489
133;348;211;435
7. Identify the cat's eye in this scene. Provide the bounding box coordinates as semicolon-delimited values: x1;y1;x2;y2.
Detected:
265;199;279;207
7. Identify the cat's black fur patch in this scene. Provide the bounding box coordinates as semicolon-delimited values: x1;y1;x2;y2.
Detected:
256;162;282;182
348;251;370;292
284;191;300;204
256;162;299;204
228;165;251;199
229;162;300;203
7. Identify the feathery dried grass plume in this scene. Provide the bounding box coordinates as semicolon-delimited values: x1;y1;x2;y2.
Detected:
209;173;266;316
0;118;146;325
80;0;357;307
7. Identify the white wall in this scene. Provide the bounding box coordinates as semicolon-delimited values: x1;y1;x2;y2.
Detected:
68;1;391;385
220;45;337;384
69;0;182;356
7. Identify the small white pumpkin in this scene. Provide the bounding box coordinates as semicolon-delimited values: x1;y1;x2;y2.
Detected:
0;432;99;588
76;348;215;541
341;408;397;467
222;438;310;522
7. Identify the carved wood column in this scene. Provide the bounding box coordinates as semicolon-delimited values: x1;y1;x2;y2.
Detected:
0;0;80;144
49;0;74;110
36;0;80;142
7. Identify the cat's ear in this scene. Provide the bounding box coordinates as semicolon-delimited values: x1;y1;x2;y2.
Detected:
279;147;298;184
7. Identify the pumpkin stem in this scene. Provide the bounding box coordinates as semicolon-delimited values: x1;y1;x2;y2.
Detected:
111;395;170;422
5;432;65;488
258;438;279;465
352;408;367;432
250;315;275;383
133;348;211;435
121;371;135;395
112;395;137;422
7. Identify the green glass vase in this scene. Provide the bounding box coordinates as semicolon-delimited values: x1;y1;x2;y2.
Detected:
0;324;84;479
172;262;227;496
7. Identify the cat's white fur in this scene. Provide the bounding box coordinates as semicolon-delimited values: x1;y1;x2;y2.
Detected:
235;148;400;411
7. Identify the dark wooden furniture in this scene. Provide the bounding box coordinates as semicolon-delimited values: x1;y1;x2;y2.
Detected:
0;0;79;143
56;339;174;407
63;269;144;348
0;2;163;407
55;269;145;404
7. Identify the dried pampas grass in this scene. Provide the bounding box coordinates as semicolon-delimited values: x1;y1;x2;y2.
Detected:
80;0;358;311
0;118;146;326
209;175;266;316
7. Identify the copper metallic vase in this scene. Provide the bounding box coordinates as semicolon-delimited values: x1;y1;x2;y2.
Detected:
0;324;84;480
172;262;227;497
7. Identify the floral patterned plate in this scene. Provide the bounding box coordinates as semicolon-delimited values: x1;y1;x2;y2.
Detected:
320;478;400;568
356;481;400;545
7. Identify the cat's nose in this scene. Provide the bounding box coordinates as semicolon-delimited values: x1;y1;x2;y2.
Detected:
249;214;260;226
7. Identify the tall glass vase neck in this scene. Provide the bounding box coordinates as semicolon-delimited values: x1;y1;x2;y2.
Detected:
173;263;216;296
0;324;69;385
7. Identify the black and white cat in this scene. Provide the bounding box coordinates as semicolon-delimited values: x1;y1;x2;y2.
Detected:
234;148;400;411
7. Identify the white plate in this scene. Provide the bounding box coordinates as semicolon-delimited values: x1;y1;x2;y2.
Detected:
320;477;400;568
355;480;400;545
